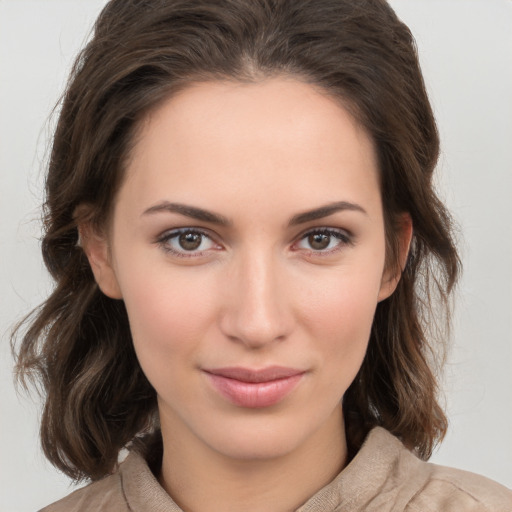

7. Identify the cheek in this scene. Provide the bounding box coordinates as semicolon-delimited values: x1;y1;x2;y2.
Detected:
117;261;219;379
299;252;383;334
312;285;377;359
297;263;384;387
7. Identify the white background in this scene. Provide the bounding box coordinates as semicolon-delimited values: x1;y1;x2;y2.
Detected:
1;0;511;510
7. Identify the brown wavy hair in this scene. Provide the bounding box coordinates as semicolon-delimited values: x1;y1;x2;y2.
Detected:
12;0;460;482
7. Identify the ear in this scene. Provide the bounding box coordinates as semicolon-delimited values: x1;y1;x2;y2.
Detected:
378;213;413;302
79;223;123;299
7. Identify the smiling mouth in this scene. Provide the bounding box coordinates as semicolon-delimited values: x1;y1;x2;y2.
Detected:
203;366;305;408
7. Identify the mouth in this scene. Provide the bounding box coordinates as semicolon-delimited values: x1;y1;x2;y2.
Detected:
203;366;305;408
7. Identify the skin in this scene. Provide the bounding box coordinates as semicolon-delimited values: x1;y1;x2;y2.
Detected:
83;78;411;512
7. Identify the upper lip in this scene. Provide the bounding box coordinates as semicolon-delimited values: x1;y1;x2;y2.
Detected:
203;366;305;383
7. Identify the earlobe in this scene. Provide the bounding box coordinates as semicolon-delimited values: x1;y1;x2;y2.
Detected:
78;223;123;299
378;213;413;302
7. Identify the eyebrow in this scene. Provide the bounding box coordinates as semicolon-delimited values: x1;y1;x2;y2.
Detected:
288;201;367;225
142;200;366;226
142;201;231;226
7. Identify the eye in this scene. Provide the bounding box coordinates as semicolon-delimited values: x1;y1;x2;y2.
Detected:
156;228;220;257
294;228;352;253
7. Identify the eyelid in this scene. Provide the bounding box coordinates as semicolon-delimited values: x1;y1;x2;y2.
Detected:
155;227;222;257
291;227;354;254
153;225;354;258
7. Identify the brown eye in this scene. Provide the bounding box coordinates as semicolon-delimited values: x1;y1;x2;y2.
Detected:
179;232;203;251
308;233;330;250
157;229;218;256
295;228;352;254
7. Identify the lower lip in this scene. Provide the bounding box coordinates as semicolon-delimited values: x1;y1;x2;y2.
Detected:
205;373;304;408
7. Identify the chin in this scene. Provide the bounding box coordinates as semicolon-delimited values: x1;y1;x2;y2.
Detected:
208;425;305;461
197;406;340;462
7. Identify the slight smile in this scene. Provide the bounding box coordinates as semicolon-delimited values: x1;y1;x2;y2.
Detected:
203;366;306;408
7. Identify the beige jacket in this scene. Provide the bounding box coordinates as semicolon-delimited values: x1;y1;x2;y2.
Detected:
40;427;512;511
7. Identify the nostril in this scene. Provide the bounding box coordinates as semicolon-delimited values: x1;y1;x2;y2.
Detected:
219;306;292;348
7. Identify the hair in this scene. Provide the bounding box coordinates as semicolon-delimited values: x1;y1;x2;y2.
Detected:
12;0;460;482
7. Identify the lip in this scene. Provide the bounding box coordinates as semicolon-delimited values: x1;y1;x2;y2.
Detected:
203;366;305;408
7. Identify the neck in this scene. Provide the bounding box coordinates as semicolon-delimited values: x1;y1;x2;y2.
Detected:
158;406;347;512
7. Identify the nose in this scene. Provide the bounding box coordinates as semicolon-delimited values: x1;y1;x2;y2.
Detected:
219;249;294;349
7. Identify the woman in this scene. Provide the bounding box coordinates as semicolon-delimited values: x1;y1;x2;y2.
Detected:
12;0;511;510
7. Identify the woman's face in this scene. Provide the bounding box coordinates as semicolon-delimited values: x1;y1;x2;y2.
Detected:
87;78;404;461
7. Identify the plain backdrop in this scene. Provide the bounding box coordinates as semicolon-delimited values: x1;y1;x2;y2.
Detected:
1;1;511;510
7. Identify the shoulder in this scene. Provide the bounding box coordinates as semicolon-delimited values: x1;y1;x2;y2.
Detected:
370;428;512;512
38;443;178;512
408;462;512;512
38;471;127;512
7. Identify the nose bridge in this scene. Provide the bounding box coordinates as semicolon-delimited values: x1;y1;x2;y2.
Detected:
221;244;291;347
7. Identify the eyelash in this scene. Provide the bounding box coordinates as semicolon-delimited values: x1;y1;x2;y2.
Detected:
293;228;353;256
155;227;353;258
155;228;219;258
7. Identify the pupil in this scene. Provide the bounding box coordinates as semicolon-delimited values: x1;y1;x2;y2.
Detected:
179;232;202;250
309;233;330;250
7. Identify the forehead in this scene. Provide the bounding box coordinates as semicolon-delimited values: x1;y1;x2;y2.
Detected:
118;78;381;221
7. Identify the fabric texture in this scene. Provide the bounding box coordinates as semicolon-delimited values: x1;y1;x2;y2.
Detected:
40;427;512;511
